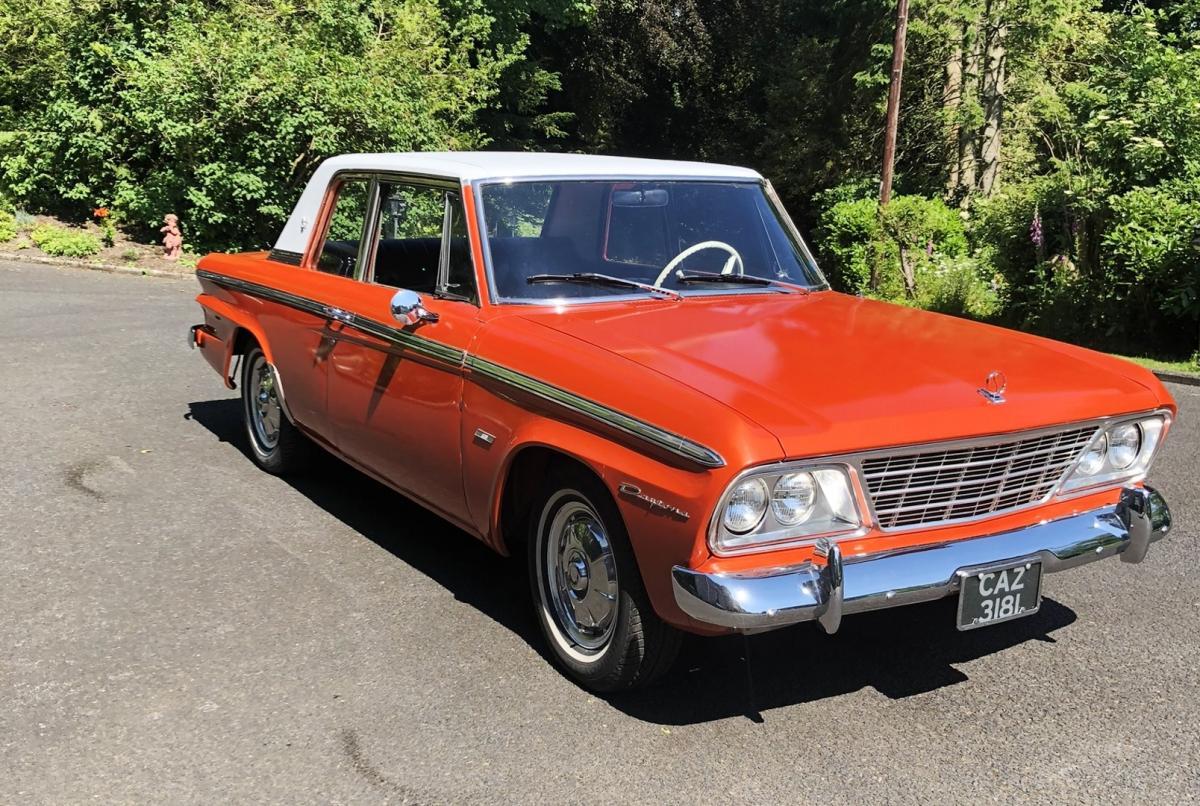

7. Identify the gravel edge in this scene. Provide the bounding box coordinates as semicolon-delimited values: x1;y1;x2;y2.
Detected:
0;248;193;280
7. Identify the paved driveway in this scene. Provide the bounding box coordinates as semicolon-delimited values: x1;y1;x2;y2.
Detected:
1;260;1196;803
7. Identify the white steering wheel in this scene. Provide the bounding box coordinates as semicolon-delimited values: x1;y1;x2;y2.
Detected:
652;240;745;287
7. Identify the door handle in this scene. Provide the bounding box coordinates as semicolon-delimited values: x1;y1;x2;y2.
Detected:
323;306;355;324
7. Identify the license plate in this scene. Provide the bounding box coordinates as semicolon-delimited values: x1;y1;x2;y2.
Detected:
956;558;1042;631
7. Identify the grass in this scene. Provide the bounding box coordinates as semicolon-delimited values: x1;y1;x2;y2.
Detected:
1113;354;1200;376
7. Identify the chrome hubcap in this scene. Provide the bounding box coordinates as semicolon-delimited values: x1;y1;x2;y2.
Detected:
249;356;281;450
544;500;618;652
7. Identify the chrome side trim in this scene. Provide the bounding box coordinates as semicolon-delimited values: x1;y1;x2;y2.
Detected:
198;269;330;319
196;269;722;469
674;485;1171;633
196;269;465;370
465;355;725;468
347;312;465;367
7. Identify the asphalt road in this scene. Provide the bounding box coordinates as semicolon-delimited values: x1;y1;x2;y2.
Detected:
1;259;1197;804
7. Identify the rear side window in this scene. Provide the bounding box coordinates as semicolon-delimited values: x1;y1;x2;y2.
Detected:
316;179;370;277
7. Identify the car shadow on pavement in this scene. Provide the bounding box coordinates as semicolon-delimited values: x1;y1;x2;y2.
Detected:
185;398;540;644
187;397;1079;725
608;596;1076;724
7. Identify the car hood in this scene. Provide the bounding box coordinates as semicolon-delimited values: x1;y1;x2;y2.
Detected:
516;291;1164;460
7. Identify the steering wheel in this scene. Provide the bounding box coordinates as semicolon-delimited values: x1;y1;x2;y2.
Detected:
653;241;744;287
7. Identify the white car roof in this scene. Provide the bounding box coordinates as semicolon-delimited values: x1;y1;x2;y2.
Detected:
274;152;763;254
317;151;761;182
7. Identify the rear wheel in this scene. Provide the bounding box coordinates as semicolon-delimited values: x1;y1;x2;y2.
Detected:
528;466;681;691
241;346;309;475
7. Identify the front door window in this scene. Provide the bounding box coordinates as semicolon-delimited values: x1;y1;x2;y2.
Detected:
368;182;445;292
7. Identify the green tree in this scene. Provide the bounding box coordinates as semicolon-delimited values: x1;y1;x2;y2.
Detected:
0;0;564;248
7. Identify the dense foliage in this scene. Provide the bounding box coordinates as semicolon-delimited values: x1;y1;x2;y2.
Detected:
0;0;570;248
1;0;1197;358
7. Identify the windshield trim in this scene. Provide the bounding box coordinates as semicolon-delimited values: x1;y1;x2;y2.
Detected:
472;176;830;306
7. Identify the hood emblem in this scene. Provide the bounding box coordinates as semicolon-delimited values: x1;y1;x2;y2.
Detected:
978;370;1007;404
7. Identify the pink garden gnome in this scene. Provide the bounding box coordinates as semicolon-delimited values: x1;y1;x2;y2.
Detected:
161;213;183;260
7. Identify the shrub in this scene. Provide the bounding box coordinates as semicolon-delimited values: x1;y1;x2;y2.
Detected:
814;187;975;305
813;196;877;293
914;257;1002;320
0;210;14;242
1103;184;1200;340
973;174;1200;355
30;224;100;257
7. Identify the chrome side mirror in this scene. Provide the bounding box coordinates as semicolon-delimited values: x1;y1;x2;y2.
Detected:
390;289;439;327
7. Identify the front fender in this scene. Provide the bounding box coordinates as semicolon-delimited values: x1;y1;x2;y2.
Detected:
461;385;735;634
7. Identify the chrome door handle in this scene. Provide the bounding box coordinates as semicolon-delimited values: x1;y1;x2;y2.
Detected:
323;306;355;324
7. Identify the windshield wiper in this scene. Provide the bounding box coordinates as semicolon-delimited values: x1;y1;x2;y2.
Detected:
673;270;808;293
527;273;681;300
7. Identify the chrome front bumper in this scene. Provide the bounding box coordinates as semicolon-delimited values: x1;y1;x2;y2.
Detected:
672;486;1172;634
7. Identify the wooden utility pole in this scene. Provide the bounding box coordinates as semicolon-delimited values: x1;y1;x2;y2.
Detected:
879;0;909;207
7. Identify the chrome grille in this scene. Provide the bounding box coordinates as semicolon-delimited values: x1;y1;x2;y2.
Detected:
860;425;1099;530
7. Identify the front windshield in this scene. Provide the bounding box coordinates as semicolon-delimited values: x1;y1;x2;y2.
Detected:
479;180;827;301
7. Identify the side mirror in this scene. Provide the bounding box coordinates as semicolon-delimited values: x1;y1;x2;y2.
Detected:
390;288;439;327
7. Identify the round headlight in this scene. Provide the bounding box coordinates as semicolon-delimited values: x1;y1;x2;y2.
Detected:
771;472;817;526
1077;433;1107;476
1108;423;1142;469
723;478;769;534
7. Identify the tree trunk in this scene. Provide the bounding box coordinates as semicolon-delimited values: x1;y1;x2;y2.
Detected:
880;0;909;208
943;31;963;199
957;21;981;201
979;0;1007;195
899;245;916;298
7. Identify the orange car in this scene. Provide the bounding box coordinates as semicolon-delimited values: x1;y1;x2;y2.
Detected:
191;153;1175;691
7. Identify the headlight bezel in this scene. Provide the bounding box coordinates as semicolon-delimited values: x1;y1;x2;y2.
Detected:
1057;410;1171;497
709;462;869;556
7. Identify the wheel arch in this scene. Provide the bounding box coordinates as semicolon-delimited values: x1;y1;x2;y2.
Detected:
496;444;607;558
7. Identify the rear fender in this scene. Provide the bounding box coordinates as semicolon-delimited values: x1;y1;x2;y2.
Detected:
195;293;274;389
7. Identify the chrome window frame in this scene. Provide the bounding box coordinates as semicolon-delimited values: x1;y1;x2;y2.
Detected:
314;170;478;305
308;170;375;280
471;176;830;306
707;409;1172;557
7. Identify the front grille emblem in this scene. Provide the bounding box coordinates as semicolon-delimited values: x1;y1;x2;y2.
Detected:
978;370;1007;404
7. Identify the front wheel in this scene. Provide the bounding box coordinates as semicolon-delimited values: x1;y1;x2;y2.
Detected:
240;346;309;475
529;467;681;691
